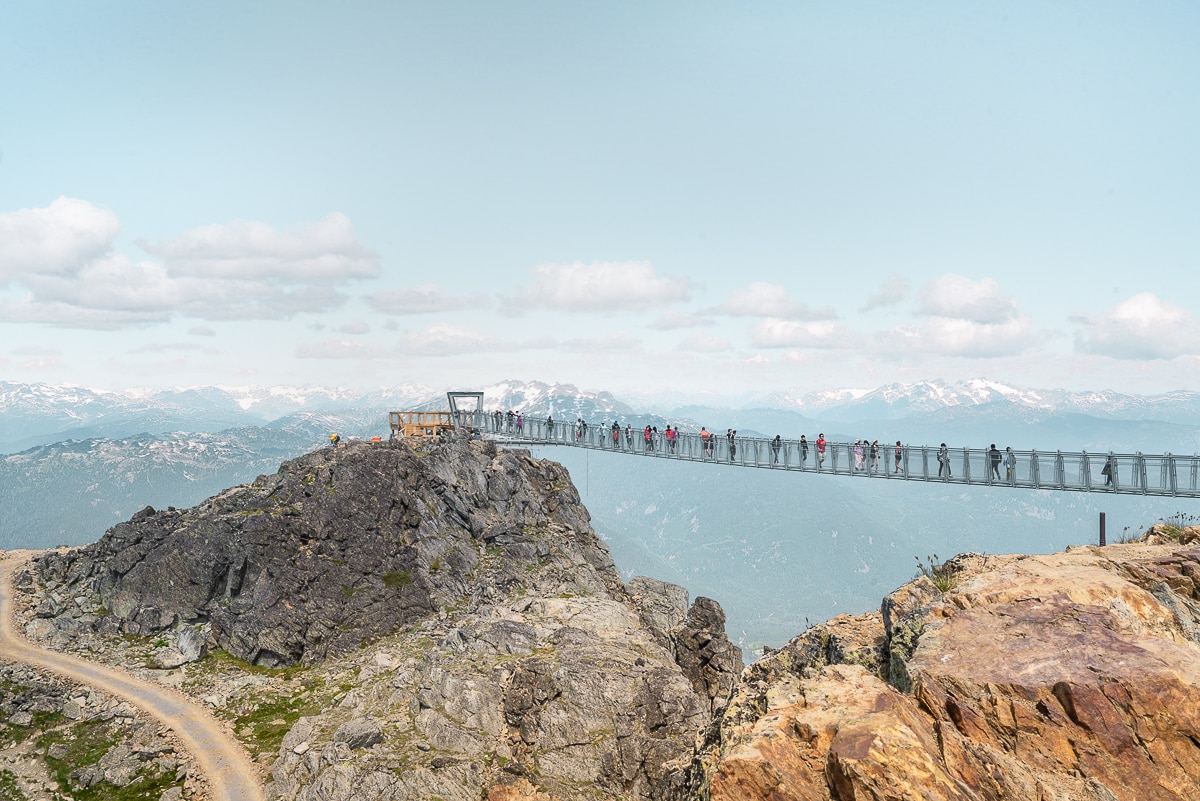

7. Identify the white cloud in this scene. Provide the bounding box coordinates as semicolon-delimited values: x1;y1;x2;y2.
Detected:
299;323;569;360
0;200;371;328
750;318;856;349
649;310;715;330
401;323;494;356
1072;293;1200;360
718;282;834;320
141;213;379;282
916;275;1017;324
0;298;169;329
508;261;691;313
337;319;371;335
26;253;179;311
188;326;216;336
10;346;61;357
366;284;490;315
676;332;730;352
296;339;391;359
877;316;1036;357
0;197;119;281
129;342;220;355
15;355;65;371
562;332;641;352
860;274;908;311
863;274;1037;357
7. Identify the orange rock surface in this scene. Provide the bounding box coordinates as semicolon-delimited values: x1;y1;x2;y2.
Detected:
694;542;1200;801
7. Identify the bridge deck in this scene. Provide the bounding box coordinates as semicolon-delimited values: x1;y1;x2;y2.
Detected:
478;416;1200;498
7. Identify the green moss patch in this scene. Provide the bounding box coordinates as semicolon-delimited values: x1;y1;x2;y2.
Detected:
382;571;412;589
37;718;181;800
221;678;326;758
0;768;27;801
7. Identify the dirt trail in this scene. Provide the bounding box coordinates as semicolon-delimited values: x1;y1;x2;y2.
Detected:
0;550;265;801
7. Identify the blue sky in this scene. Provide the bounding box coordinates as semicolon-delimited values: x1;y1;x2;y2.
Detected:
2;2;1198;397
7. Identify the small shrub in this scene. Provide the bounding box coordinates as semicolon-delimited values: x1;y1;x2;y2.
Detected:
1159;524;1184;542
1153;512;1199;542
915;554;958;593
0;768;25;801
382;571;412;589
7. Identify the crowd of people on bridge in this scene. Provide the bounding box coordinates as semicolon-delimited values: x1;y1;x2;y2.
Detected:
484;409;1124;488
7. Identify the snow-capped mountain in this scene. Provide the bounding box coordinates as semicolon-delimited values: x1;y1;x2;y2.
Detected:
0;381;441;452
477;380;635;421
5;377;1199;456
761;378;1200;425
2;376;1194;644
0;381;266;452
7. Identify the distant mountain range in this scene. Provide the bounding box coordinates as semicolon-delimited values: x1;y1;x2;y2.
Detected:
2;376;1195;646
5;378;1198;456
759;378;1200;425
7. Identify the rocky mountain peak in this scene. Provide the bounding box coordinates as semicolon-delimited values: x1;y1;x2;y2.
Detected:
37;435;629;667
27;433;744;800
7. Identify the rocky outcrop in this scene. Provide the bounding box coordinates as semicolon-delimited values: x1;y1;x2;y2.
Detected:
35;436;628;666
687;543;1200;801
0;664;193;799
21;434;741;801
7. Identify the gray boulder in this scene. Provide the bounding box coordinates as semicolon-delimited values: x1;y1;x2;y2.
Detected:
332;717;383;750
176;625;208;662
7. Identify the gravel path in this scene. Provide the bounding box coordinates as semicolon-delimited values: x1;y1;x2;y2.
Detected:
0;550;265;801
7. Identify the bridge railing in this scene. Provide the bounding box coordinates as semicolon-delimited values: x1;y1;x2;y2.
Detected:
475;414;1200;497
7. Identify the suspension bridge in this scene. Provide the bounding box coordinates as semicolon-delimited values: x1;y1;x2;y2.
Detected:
465;411;1200;499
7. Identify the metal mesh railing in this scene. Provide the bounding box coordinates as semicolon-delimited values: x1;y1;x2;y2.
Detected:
474;413;1200;498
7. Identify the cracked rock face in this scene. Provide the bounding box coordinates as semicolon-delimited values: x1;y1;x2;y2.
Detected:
688;544;1200;801
28;434;742;801
36;437;626;666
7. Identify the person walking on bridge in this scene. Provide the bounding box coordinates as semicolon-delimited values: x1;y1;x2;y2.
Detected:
894;441;903;473
800;435;809;466
816;434;826;467
771;435;781;463
701;427;713;458
612;421;620;447
666;425;677;454
938;443;951;478
989;444;1002;480
727;429;737;461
